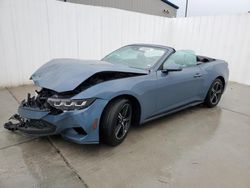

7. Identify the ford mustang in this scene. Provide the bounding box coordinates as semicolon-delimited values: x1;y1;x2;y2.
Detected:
4;44;229;146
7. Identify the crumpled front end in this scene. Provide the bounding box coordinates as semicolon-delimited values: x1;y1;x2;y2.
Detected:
4;88;108;144
4;59;147;144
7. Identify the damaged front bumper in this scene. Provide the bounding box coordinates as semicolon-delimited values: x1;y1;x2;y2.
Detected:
4;107;55;135
4;94;108;144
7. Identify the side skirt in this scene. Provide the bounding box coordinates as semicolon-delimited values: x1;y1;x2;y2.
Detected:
143;100;203;124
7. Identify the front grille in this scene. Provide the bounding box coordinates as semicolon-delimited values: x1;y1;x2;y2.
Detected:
18;119;56;135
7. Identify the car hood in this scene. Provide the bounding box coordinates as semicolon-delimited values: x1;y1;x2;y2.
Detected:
31;58;148;92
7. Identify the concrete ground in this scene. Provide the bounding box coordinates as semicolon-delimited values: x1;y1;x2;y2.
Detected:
0;82;250;188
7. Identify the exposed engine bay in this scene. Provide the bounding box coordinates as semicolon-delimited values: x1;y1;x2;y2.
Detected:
74;71;147;93
23;89;57;110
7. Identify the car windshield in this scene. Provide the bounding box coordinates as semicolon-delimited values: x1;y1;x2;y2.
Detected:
102;46;166;70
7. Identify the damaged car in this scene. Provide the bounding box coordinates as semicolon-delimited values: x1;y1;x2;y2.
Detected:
4;44;229;146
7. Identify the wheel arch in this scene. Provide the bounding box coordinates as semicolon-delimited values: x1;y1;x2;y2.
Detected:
100;94;142;127
203;75;226;100
216;76;226;91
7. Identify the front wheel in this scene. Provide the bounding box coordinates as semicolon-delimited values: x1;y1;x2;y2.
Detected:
204;78;224;108
100;98;132;146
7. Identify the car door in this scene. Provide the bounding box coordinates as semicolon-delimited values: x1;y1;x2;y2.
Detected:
155;51;204;115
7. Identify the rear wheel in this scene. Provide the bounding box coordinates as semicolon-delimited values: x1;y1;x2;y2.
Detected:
205;78;224;108
100;98;132;146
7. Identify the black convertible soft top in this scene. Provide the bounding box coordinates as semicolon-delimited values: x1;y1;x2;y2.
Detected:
197;55;216;63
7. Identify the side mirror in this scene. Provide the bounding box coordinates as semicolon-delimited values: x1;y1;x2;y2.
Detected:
162;63;182;73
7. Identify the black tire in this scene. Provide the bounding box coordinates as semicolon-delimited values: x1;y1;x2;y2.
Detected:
100;98;132;146
205;78;224;108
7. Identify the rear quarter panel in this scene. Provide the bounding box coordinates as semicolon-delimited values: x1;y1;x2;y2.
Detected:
199;60;229;99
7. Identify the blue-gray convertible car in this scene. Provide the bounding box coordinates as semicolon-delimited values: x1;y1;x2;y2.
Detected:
4;44;229;146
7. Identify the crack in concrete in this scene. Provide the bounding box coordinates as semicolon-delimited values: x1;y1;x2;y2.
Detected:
0;138;37;150
47;137;89;188
6;87;21;104
220;106;250;118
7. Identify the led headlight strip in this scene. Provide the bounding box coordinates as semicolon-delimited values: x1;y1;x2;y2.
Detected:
47;98;95;111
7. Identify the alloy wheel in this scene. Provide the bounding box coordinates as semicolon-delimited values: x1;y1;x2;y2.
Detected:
210;81;223;105
115;103;132;140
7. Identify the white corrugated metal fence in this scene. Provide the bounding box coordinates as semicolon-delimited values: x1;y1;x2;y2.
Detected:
0;0;250;87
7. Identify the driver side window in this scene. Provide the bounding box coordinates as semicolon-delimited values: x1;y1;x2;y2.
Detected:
163;50;197;69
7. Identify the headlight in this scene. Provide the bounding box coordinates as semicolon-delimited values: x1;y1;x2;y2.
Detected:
47;98;95;111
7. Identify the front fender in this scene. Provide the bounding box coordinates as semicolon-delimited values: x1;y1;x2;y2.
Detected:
72;74;158;122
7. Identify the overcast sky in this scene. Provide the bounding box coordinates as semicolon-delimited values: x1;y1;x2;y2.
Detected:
173;0;250;17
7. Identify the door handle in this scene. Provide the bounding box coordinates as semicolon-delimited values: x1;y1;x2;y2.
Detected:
193;73;202;78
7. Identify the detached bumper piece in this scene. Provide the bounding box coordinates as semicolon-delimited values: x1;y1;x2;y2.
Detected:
4;114;56;135
4;114;23;131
